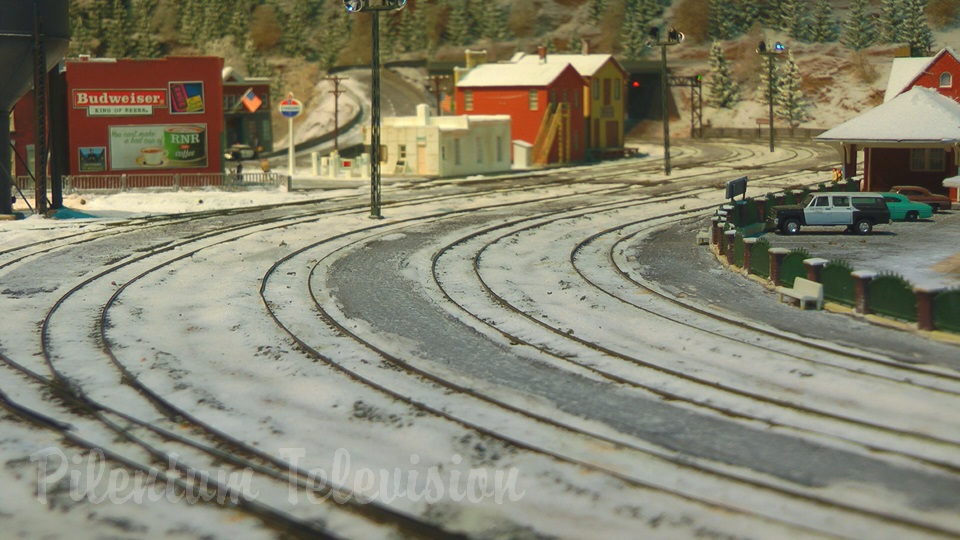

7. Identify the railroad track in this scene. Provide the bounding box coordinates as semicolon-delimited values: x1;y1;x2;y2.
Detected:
1;140;890;538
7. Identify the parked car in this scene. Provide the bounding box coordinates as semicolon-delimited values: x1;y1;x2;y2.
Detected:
766;192;890;234
890;185;952;212
881;193;933;221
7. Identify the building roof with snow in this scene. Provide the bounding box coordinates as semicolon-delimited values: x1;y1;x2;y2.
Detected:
817;86;960;144
456;60;581;88
507;53;625;78
884;48;960;102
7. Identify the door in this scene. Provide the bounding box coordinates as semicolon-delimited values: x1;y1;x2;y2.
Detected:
605;120;620;148
417;143;427;174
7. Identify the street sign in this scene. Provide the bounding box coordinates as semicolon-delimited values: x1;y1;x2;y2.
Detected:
279;97;303;118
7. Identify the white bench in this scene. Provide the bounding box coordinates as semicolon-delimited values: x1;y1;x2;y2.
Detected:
776;277;823;310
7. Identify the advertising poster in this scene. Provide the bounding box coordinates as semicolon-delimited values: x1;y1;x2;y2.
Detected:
109;124;208;170
78;147;106;172
169;82;205;114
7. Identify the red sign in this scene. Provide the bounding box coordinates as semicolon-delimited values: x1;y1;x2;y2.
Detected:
73;89;168;108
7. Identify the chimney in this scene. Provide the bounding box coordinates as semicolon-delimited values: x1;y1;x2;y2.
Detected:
417;103;430;125
581;39;590;55
465;49;488;70
538;46;547;63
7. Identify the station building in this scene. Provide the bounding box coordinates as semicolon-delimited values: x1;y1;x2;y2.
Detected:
816;48;960;198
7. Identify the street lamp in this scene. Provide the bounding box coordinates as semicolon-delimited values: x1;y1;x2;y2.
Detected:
648;26;683;176
757;40;786;153
343;0;407;219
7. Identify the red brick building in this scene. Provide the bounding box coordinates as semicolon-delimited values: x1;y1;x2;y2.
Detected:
455;54;586;165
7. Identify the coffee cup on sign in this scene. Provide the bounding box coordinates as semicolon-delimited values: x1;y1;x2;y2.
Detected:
140;147;165;166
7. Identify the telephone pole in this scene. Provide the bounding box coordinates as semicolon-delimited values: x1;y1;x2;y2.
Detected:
324;75;348;151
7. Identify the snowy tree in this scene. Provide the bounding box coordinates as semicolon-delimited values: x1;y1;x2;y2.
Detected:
709;0;740;40
283;0;313;57
104;0;131;58
445;0;474;46
879;0;907;43
132;0;162;58
777;0;807;40
621;0;664;59
708;41;740;108
68;1;98;56
775;51;809;126
841;0;876;52
756;53;781;109
230;1;252;47
475;0;505;41
807;0;838;43
315;0;352;69
588;0;607;24
902;0;935;56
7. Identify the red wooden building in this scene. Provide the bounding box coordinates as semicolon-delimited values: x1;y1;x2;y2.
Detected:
817;48;960;197
64;56;225;180
455;53;586;165
11;56;229;188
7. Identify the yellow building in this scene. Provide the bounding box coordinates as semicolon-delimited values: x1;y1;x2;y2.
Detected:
509;52;627;154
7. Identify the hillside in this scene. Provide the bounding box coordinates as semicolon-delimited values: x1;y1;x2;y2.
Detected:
66;0;960;135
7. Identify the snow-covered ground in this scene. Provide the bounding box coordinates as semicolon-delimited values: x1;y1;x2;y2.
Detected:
2;140;959;538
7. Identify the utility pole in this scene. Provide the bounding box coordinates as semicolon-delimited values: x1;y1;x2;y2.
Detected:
324;75;348;152
429;74;449;115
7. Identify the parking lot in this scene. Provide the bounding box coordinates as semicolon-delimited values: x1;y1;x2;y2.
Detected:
760;208;960;289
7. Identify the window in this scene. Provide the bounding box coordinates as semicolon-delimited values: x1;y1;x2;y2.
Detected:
940;72;953;88
454;139;461;165
464;90;474;111
496;136;503;162
549;90;557;104
592;79;600;100
833;196;849;207
379;145;388;163
399;144;407;160
814;196;829;207
911;148;946;171
528;90;538;110
441;145;446;161
614;79;621;100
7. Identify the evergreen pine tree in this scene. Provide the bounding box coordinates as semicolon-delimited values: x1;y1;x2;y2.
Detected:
68;1;97;56
775;51;809;126
445;0;474;46
621;0;663;59
588;0;607;24
708;41;740;108
316;0;352;70
132;0;161;58
709;0;739;40
903;0;935;56
475;0;504;41
807;0;838;43
756;53;780;109
179;0;204;47
779;0;808;41
841;0;876;51
243;36;271;78
879;0;906;43
105;0;132;58
230;0;251;48
284;0;312;57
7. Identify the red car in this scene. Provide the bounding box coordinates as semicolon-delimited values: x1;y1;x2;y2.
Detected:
890;185;952;212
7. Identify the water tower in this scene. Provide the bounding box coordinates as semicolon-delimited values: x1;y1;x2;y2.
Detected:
0;0;69;215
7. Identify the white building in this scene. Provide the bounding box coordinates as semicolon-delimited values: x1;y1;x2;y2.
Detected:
372;104;512;177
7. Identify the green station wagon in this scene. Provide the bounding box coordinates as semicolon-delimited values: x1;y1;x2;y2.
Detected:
881;193;933;221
